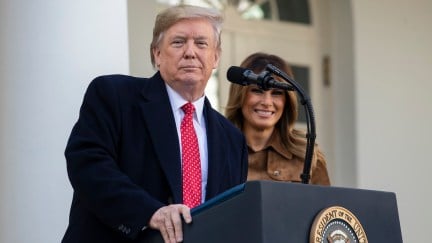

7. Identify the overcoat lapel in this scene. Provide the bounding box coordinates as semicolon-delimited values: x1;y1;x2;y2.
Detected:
203;100;228;200
138;73;182;203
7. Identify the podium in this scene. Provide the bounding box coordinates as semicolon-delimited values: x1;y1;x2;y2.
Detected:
139;181;402;242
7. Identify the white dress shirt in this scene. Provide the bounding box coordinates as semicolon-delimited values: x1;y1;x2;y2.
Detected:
165;83;208;203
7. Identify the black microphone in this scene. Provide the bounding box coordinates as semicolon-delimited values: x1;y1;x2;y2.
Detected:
226;66;294;91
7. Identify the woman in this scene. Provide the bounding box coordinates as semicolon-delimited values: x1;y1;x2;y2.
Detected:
225;52;330;185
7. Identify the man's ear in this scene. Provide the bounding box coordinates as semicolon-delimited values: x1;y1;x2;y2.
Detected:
152;47;161;67
213;50;221;69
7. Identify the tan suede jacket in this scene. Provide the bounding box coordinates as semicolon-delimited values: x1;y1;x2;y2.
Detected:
247;131;330;185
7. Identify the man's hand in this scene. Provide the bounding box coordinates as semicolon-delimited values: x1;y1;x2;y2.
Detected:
149;204;192;243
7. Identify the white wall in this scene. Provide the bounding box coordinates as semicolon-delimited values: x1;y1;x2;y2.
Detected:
0;0;129;242
352;0;432;241
325;0;357;188
127;0;159;77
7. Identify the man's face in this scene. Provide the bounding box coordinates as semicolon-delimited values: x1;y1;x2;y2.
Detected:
153;18;220;99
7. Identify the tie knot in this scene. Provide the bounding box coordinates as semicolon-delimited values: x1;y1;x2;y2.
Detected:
182;102;195;115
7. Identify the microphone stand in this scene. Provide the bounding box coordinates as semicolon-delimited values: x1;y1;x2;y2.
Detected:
265;64;316;184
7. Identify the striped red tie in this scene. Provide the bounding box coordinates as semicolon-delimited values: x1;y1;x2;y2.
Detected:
180;102;202;208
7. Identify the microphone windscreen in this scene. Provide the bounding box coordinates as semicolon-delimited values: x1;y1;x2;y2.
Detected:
226;66;247;84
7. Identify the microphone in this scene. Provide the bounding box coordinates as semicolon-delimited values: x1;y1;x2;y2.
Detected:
226;66;294;91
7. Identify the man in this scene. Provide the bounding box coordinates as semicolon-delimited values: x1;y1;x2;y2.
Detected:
62;5;248;243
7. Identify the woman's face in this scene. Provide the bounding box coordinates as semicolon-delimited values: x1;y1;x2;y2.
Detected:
241;86;286;131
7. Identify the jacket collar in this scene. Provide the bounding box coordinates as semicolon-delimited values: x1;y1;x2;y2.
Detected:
248;130;293;160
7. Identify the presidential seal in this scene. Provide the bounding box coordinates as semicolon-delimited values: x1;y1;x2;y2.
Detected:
309;206;368;243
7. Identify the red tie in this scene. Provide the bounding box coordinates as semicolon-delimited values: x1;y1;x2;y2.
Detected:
181;102;202;208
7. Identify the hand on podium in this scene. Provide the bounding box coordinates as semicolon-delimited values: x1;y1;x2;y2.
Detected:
149;204;192;243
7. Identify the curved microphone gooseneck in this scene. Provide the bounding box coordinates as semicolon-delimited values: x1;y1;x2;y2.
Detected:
265;64;316;184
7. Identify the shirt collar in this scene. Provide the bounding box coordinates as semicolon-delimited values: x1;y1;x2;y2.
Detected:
165;83;205;125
